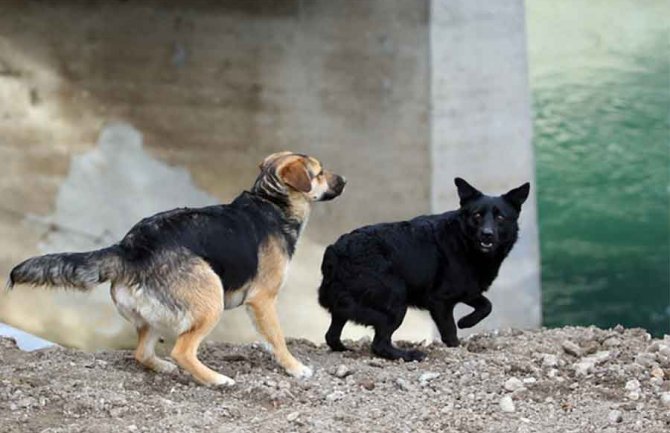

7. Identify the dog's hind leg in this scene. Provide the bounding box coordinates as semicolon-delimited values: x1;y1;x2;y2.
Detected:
169;260;235;387
369;307;426;362
135;325;177;374
325;315;349;351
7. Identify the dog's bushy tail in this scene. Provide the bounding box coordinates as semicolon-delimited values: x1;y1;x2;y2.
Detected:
318;245;339;309
7;246;124;291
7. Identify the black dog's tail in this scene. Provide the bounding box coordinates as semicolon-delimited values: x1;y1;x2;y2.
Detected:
7;246;124;292
318;245;339;309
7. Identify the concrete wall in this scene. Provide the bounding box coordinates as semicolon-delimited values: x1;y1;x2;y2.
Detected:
430;0;541;332
0;0;539;350
0;0;433;349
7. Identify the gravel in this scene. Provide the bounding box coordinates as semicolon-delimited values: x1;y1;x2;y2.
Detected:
1;326;669;432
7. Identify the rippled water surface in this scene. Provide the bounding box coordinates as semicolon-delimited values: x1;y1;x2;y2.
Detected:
527;0;669;335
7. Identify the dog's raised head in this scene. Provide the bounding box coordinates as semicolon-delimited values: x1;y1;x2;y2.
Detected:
454;177;530;254
255;151;346;203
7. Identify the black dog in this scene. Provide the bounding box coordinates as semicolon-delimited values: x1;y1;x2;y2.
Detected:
318;178;530;361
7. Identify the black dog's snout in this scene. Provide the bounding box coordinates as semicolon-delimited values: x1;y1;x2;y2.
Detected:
481;228;494;241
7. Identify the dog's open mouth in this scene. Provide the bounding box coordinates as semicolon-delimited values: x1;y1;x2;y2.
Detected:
479;241;494;252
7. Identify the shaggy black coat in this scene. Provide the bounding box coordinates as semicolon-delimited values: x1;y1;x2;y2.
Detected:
318;178;530;361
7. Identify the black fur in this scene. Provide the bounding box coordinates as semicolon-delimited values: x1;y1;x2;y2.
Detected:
318;178;530;361
118;192;299;294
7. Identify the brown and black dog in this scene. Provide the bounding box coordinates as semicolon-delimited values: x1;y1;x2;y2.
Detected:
8;151;346;386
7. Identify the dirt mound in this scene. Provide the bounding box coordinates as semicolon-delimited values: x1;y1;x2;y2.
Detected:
1;326;669;432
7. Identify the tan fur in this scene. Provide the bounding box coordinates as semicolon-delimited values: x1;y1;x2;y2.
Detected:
244;236;310;377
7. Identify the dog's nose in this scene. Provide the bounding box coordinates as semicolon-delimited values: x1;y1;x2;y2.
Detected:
481;228;494;241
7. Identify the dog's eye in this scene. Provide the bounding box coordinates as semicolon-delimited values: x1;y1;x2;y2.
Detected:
473;213;482;220
496;215;505;222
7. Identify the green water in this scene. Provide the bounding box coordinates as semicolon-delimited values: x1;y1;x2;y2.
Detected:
527;0;670;335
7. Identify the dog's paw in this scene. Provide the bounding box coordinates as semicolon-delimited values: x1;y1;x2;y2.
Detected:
402;349;426;362
288;363;313;380
442;337;460;348
210;374;236;387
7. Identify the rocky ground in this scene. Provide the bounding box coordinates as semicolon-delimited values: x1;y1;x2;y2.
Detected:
1;326;669;433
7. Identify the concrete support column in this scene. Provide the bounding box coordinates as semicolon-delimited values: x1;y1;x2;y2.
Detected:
430;0;541;331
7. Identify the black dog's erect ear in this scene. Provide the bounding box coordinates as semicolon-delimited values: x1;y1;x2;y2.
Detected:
502;182;530;211
454;177;482;206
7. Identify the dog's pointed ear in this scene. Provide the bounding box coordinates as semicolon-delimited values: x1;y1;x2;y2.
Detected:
279;160;312;193
502;182;530;211
454;177;482;205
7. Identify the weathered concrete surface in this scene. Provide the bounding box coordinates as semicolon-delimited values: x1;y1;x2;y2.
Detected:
430;0;541;332
0;0;432;348
0;0;539;350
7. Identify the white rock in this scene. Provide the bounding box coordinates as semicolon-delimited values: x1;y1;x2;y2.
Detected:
660;392;670;407
602;337;621;348
326;391;345;402
625;379;641;391
627;391;640;401
574;360;595;376
334;365;352;378
589;351;611;365
562;340;582;357
286;411;300;422
650;377;663;387
395;378;412;391
504;377;525;392
499;395;515;413
608;410;623;424
542;354;559;368
522;377;537;384
651;366;664;379
419;372;440;384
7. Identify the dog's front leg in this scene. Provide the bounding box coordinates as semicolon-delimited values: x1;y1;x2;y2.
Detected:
457;295;492;329
245;292;313;379
429;302;459;347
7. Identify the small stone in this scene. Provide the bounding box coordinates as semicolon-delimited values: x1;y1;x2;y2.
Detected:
419;372;440;384
562;340;582;357
627;391;640;401
651;366;664;379
614;324;624;333
504;377;525;392
359;379;375;391
395;378;412;391
650;377;663;387
547;368;559;378
625;379;641;391
574;360;595;376
522;377;536;384
127;426;138;432
334;365;352;379
660;392;670;407
608;410;623;424
602;337;621;348
286;411;300;422
541;354;559;368
499;395;515;413
326;391;345;402
635;352;658;368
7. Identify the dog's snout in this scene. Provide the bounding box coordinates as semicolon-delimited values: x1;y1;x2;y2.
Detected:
481;228;494;241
